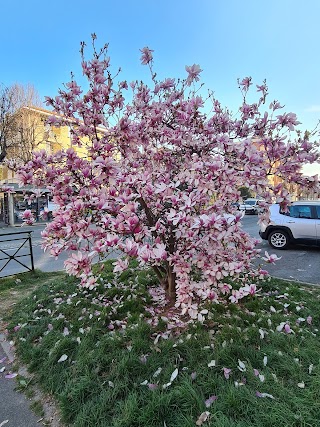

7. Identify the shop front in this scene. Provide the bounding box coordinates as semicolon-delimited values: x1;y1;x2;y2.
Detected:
0;184;51;226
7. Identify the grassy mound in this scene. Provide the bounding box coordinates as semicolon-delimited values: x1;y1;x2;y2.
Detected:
2;262;320;427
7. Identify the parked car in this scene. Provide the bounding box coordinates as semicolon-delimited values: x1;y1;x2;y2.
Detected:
259;201;320;249
239;198;263;215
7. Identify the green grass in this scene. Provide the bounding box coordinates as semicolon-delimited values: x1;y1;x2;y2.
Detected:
0;269;63;294
3;263;320;427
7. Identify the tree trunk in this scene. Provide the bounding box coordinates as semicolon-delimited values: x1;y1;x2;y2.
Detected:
166;265;176;301
152;264;176;301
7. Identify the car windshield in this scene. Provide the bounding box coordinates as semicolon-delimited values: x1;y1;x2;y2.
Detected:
245;201;256;205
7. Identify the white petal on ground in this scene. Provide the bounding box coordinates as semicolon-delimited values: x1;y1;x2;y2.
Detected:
238;360;246;372
170;368;178;383
196;411;211;426
57;354;68;363
258;392;275;399
162;382;172;389
153;367;162;378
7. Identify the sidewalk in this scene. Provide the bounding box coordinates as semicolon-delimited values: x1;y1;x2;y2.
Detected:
0;333;40;427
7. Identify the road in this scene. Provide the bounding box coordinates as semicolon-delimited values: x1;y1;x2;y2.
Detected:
0;218;319;285
241;215;320;285
0;225;66;278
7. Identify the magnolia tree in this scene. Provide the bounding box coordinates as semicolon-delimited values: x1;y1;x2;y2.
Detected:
18;36;319;319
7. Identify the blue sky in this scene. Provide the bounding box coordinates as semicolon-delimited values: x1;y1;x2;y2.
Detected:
1;0;320;174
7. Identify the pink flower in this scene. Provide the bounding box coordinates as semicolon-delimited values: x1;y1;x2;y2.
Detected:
262;251;281;264
191;372;197;380
239;76;252;91
140;47;154;65
284;323;294;334
113;258;129;273
223;367;232;379
242;284;257;296
148;383;158;390
185;64;202;85
276;112;301;131
307;316;313;325
64;252;92;276
205;395;218;407
21;209;35;226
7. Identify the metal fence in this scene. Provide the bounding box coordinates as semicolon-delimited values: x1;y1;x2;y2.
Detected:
0;231;34;277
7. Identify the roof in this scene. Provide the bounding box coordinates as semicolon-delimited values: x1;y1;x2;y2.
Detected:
22;105;108;133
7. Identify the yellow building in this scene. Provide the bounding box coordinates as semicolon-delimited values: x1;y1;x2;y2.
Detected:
0;105;97;225
0;105;75;183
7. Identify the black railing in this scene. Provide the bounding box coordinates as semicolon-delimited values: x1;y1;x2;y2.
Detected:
0;231;34;277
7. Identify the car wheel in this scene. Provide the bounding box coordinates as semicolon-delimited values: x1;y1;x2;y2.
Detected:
268;229;290;249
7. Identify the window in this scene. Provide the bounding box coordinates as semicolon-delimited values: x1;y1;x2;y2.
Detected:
316;205;320;219
289;205;312;219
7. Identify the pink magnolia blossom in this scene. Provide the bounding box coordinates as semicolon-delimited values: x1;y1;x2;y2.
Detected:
239;76;252;91
17;36;320;320
113;258;129;273
140;47;154;65
284;323;293;334
185;64;202;85
21;209;35;226
262;251;282;264
223;367;232;379
205;395;218;407
148;383;158;390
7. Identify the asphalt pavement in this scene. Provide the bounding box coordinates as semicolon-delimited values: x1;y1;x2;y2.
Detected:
241;215;320;285
0;218;319;284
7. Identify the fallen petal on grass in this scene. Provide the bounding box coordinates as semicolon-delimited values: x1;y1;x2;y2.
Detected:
256;391;275;399
205;395;217;408
196;411;211;426
57;354;68;363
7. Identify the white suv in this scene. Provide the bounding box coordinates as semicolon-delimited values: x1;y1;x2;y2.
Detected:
240;199;263;215
259;201;320;249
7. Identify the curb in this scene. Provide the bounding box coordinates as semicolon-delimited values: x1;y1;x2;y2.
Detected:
0;333;15;363
271;275;320;288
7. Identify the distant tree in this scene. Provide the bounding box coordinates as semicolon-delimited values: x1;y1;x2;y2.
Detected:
0;83;43;163
0;85;17;162
239;186;253;199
